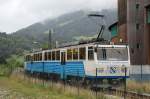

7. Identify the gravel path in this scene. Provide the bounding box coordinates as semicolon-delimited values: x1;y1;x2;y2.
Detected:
0;88;10;98
0;88;30;99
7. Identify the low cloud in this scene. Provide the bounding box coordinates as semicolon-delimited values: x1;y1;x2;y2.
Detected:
0;0;117;33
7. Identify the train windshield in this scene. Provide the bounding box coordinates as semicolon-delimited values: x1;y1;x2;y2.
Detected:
97;48;128;61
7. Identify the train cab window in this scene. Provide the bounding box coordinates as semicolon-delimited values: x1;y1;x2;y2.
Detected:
56;51;60;60
79;47;86;60
97;48;128;61
88;47;94;60
52;51;55;60
97;48;107;60
73;48;78;60
67;49;72;60
48;52;51;60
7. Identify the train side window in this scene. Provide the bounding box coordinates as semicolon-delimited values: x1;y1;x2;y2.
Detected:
34;54;36;61
37;54;39;61
67;49;72;60
25;55;28;61
52;51;55;60
33;54;34;61
37;54;38;61
73;48;78;60
44;52;47;60
48;52;51;60
37;54;40;61
26;55;29;61
46;52;48;60
30;55;32;61
56;51;60;60
39;53;42;61
79;47;86;60
88;47;94;60
35;54;37;61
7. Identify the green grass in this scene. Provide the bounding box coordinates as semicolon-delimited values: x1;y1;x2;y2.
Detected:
0;77;77;99
127;80;150;94
0;75;106;99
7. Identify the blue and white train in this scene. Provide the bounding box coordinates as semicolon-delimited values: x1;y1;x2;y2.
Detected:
24;42;130;85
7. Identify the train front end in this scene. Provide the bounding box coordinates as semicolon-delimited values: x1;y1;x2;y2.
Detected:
84;44;130;82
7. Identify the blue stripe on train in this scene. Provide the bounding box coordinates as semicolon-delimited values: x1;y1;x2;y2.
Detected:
87;76;129;79
25;61;85;79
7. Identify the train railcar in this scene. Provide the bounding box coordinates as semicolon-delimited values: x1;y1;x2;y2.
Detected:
24;42;130;85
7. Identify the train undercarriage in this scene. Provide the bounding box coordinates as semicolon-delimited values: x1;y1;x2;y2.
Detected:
25;70;126;90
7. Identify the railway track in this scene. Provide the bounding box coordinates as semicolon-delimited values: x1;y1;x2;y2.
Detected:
100;88;150;99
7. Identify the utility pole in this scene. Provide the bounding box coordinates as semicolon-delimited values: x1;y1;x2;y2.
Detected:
48;29;52;49
55;41;58;48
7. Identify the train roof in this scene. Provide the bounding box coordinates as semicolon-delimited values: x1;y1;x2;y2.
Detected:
25;42;128;55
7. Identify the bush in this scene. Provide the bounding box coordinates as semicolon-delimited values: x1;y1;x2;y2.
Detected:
0;55;24;76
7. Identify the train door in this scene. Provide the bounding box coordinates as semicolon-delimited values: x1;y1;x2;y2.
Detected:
61;51;66;65
60;50;66;79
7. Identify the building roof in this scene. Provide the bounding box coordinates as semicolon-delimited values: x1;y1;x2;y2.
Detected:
108;21;118;31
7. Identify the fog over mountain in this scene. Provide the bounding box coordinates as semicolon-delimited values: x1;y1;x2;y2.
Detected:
0;0;117;33
0;9;117;63
13;9;117;44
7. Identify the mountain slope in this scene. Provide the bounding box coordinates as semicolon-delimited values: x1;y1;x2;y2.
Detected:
12;9;117;44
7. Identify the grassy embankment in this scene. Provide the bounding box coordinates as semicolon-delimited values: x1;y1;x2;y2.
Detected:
0;55;107;99
127;80;150;94
0;74;106;99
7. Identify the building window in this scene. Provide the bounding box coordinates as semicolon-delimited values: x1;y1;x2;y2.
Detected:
136;23;140;30
146;6;150;24
137;43;140;49
131;48;134;54
136;3;139;10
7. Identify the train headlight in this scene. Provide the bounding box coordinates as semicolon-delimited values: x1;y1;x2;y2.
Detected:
121;66;127;73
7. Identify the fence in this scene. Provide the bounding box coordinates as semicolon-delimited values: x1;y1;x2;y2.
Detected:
130;65;150;81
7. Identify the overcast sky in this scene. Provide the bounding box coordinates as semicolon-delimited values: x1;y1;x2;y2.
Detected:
0;0;117;33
